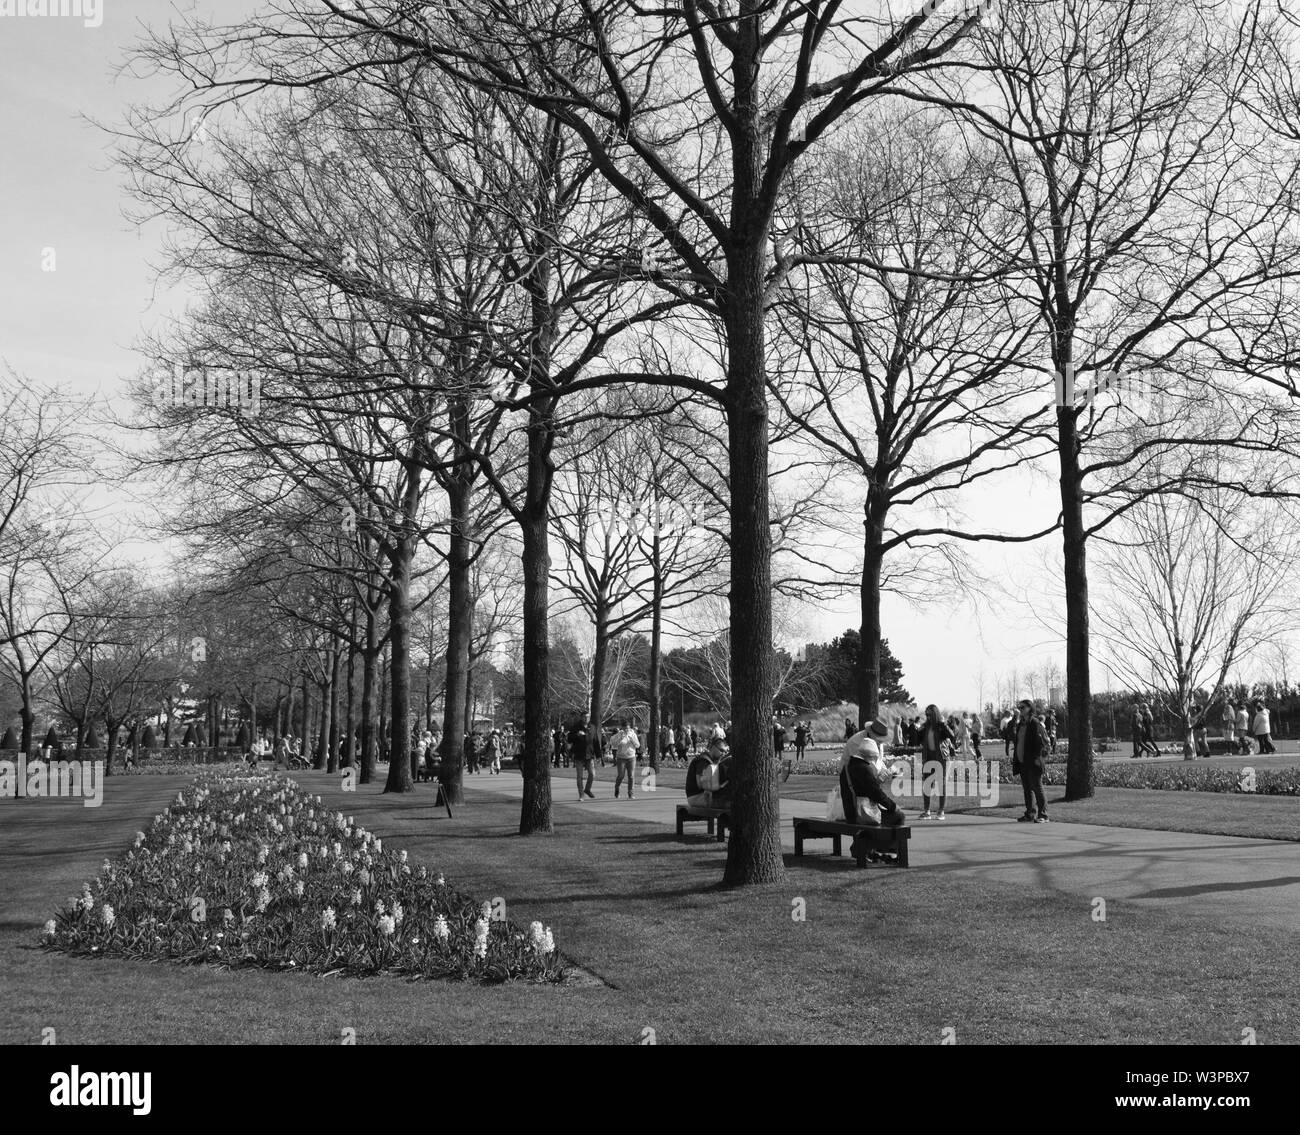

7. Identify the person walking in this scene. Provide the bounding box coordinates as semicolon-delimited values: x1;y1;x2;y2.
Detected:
918;704;955;820
1191;706;1211;759
969;712;983;762
794;719;808;762
612;719;639;799
955;713;970;758
569;718;595;799
688;725;698;755
772;717;788;759
1013;698;1051;823
487;729;503;774
1235;702;1252;755
1002;707;1019;759
1252;702;1275;754
1140;702;1158;756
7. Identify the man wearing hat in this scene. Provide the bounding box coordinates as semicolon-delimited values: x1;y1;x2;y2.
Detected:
839;719;906;855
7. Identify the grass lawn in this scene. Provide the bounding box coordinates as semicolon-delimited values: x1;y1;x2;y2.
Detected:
2;768;1297;1044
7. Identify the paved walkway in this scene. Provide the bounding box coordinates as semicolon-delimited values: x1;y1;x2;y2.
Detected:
464;769;1300;931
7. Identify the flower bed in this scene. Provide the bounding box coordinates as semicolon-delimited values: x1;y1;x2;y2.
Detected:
39;771;565;983
995;761;1300;795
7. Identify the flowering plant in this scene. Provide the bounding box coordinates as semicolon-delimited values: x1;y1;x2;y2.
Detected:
39;771;565;983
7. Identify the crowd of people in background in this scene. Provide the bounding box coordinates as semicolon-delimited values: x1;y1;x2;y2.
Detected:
229;691;1280;792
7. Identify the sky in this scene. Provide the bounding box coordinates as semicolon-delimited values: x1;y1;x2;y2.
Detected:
4;1;1277;712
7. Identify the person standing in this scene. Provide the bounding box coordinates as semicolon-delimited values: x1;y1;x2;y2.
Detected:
463;730;477;775
675;725;689;763
918;704;955;820
688;725;698;754
955;713;970;758
1045;708;1058;755
1003;707;1019;759
1252;702;1275;754
612;720;639;799
1235;702;1252;755
969;712;983;762
794;720;808;762
487;729;503;774
845;717;855;741
1013;699;1051;823
1220;700;1235;746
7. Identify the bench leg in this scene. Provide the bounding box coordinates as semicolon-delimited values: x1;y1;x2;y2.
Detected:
794;826;804;856
853;842;868;868
706;817;715;835
677;811;685;837
831;833;841;857
896;834;909;868
716;816;727;843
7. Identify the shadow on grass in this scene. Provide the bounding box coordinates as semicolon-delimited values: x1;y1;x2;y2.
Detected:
1132;875;1300;900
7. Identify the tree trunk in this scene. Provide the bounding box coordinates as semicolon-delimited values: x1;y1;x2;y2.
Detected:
518;494;554;834
857;486;888;726
327;638;341;774
385;468;420;794
721;233;784;885
589;604;610;729
360;604;378;784
1059;409;1095;800
378;653;389;766
318;651;334;771
344;611;357;769
648;570;664;773
439;473;472;805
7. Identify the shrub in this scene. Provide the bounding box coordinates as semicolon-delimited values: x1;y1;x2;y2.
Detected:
996;762;1300;795
40;771;566;983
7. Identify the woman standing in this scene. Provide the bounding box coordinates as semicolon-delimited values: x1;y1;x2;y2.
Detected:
1252;702;1275;754
919;704;955;820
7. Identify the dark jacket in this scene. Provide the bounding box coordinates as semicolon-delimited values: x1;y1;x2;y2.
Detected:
839;755;901;824
1014;715;1050;770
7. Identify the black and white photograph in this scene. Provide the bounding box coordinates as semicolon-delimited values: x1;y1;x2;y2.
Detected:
1;0;1297;1082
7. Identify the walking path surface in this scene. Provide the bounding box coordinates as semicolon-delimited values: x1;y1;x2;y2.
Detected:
464;769;1300;931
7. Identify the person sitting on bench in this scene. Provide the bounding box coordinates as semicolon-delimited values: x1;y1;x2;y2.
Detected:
839;720;906;859
685;750;733;810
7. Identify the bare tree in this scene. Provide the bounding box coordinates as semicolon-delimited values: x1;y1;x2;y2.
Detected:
1093;486;1297;756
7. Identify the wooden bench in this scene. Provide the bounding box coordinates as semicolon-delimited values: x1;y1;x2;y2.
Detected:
792;817;910;867
676;803;729;842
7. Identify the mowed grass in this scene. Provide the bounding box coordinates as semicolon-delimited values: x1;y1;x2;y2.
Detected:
2;768;1297;1044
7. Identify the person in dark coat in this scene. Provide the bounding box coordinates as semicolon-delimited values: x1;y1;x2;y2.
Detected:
839;719;906;861
1013;699;1051;823
569;718;595;799
918;704;955;820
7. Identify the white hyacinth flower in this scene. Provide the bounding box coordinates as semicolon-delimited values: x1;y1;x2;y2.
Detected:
100;904;116;929
377;914;396;936
351;888;363;907
474;917;489;959
43;919;56;939
297;852;308;870
321;907;337;931
433;916;450;942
